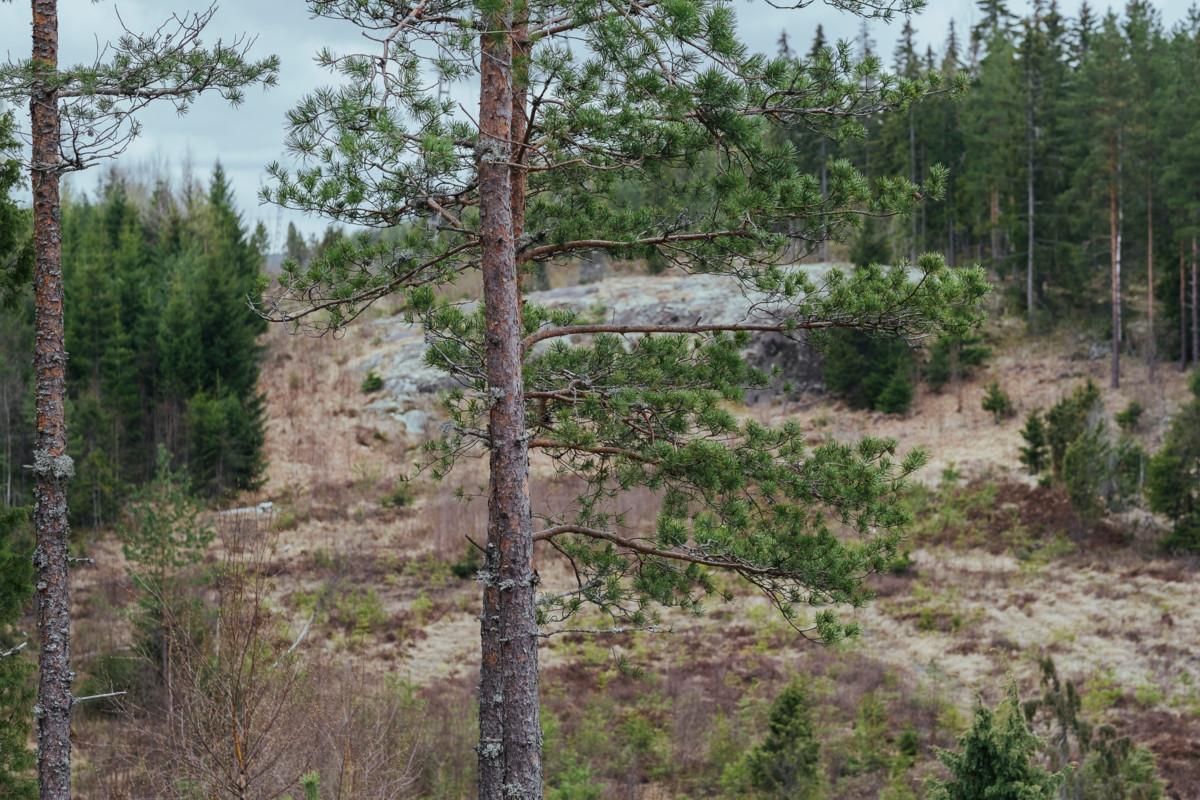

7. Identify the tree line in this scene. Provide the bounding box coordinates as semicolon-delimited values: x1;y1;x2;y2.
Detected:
1;164;269;526
783;1;1200;386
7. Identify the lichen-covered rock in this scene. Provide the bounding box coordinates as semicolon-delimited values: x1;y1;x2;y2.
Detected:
359;269;828;421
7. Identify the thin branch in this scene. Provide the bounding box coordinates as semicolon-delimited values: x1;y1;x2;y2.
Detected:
523;320;835;350
533;524;795;578
72;690;128;706
0;641;27;658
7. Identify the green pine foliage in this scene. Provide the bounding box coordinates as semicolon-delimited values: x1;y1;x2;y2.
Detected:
925;332;991;392
265;0;990;645
119;447;214;671
928;687;1059;800
1147;371;1200;551
822;331;916;414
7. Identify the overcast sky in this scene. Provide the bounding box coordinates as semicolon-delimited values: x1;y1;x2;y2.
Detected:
0;1;1189;248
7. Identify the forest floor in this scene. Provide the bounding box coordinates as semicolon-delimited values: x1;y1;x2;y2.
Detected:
70;269;1200;799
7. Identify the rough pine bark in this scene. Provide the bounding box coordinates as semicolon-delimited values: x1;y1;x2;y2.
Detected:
29;1;74;797
476;2;542;797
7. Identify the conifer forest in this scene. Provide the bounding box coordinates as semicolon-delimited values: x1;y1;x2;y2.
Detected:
3;0;1200;797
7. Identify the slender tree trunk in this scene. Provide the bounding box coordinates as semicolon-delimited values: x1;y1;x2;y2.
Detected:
819;139;829;263
476;2;541;797
1182;241;1188;371
909;112;918;264
1026;63;1035;323
989;186;1001;269
511;4;529;273
1147;186;1155;384
3;381;11;507
1192;236;1198;367
1109;137;1121;389
30;2;74;798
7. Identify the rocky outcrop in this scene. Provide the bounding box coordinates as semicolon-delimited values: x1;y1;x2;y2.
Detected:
358;270;827;430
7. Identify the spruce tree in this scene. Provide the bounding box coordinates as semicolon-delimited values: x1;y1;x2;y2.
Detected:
264;1;988;795
929;688;1059;800
744;680;822;799
1147;371;1200;550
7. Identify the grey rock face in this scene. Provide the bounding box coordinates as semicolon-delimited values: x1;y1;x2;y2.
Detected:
360;270;826;423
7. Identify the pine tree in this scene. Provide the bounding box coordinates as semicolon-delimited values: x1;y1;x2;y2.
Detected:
1072;12;1135;388
0;6;276;796
284;222;311;268
262;1;989;794
963;25;1021;273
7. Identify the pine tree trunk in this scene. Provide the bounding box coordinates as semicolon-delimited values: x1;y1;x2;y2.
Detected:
909;112;918;264
819;139;829;263
476;3;542;797
1147;186;1155;384
1026;56;1035;322
1192;237;1198;367
1109;138;1121;390
30;2;74;798
1182;241;1188;371
989;186;1001;269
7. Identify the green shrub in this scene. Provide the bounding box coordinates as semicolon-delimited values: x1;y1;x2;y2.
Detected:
381;480;414;508
450;548;480;580
925;333;992;392
361;370;384;393
1024;658;1164;800
1063;425;1112;522
1115;401;1145;433
1045;380;1102;478
981;381;1015;424
822;330;915;414
1147;372;1200;551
